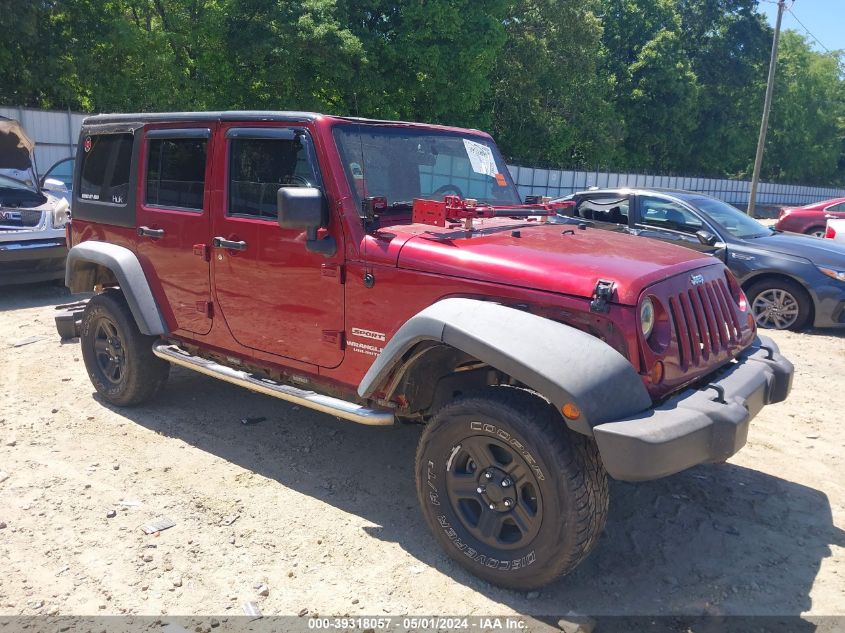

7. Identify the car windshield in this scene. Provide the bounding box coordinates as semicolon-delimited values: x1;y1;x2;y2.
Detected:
332;124;522;209
687;196;773;239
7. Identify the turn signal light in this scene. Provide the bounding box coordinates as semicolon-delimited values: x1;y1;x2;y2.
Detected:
648;361;664;385
826;225;836;239
561;403;581;420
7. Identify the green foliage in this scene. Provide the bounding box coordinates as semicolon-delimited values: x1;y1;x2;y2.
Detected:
490;0;621;168
764;32;845;185
0;0;843;185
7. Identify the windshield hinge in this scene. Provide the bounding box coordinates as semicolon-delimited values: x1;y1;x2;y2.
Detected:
321;263;345;284
590;280;615;314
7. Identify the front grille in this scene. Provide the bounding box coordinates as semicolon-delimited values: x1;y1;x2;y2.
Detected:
0;208;43;228
668;278;740;370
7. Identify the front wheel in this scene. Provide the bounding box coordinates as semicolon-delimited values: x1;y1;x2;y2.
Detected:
415;387;608;590
747;278;812;331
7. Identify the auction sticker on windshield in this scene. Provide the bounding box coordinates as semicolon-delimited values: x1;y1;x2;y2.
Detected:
463;139;496;177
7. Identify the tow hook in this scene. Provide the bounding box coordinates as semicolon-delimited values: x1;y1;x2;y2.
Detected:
590;280;615;313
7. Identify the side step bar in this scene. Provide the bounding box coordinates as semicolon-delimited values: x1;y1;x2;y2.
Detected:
152;343;395;426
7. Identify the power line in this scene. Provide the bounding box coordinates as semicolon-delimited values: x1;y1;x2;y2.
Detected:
785;5;833;54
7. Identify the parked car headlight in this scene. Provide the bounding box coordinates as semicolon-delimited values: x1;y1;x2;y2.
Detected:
51;199;70;228
818;266;845;282
640;297;655;338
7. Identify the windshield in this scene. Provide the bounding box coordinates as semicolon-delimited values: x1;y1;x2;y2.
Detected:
688;196;772;239
332;125;521;208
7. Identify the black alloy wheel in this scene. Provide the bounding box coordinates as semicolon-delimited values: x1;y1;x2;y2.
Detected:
444;435;542;550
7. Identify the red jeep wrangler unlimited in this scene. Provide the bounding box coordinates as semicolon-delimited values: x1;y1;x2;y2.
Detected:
62;112;793;589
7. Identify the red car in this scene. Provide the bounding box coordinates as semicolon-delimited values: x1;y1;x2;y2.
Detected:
775;197;845;237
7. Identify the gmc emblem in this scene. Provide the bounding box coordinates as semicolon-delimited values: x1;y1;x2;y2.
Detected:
690;273;705;286
0;210;21;221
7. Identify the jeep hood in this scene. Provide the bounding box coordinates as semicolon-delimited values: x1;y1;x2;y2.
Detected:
396;222;721;305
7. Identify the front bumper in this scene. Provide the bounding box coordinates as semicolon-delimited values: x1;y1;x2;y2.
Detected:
0;239;68;285
593;336;793;481
810;280;845;328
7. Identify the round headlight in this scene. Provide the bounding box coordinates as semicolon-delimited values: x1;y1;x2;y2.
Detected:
640;297;655;339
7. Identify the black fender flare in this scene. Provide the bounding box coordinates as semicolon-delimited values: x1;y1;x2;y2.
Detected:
65;241;167;335
357;298;652;433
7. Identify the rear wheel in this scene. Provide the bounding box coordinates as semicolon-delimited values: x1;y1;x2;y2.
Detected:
80;291;169;406
747;278;812;331
415;386;608;590
805;226;826;238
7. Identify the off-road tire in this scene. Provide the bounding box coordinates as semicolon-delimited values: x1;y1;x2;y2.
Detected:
747;277;812;331
80;290;169;406
415;386;608;590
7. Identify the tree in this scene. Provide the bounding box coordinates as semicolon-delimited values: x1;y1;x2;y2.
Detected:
490;0;621;168
763;32;845;185
596;0;700;171
675;0;771;176
337;0;508;126
0;0;82;109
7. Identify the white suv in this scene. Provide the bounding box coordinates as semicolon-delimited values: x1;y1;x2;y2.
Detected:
0;117;71;285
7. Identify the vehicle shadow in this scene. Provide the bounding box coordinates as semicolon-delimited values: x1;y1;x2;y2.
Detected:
102;366;845;624
805;327;845;338
0;281;73;312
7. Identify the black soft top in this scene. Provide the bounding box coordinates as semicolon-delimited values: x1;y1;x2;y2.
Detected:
82;111;322;126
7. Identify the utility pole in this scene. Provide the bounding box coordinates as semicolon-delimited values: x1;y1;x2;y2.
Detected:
747;0;786;216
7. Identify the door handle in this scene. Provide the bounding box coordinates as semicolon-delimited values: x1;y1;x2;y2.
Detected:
212;236;247;251
138;226;165;239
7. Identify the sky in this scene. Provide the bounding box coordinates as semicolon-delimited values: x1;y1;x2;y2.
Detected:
759;0;845;53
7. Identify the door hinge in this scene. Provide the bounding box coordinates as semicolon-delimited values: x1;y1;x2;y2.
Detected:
590;280;615;313
321;263;345;284
196;301;213;318
322;330;345;349
193;243;210;261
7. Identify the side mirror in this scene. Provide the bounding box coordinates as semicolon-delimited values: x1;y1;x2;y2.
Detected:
277;186;335;256
42;177;67;193
695;229;718;246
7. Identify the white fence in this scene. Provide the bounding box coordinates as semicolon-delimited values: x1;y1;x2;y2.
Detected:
507;165;845;208
4;106;844;208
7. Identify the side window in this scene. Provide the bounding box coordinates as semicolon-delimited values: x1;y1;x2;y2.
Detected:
228;137;317;219
638;197;702;234
79;134;133;205
146;138;207;211
575;196;630;225
827;201;845;212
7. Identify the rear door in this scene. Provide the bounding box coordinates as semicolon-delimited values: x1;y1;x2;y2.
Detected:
135;126;213;334
210;124;345;368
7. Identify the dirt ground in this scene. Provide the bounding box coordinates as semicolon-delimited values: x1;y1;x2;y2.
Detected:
1;283;844;624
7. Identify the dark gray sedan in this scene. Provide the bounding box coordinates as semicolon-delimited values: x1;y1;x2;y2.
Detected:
553;188;845;330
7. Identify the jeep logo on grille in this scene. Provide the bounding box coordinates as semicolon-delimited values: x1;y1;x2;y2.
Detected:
690;273;705;286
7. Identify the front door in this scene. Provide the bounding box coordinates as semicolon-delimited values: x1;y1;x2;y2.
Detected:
633;195;723;257
135;126;213;334
210;124;345;368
